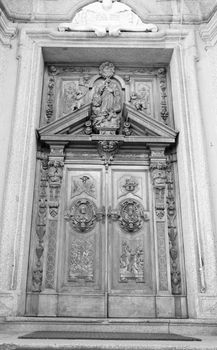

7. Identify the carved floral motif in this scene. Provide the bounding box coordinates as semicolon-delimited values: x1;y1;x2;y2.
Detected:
158;68;169;124
120;240;144;283
68;238;94;282
46;66;58;124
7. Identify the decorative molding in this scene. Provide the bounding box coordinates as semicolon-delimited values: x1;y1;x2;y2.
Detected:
199;10;217;48
0;9;17;47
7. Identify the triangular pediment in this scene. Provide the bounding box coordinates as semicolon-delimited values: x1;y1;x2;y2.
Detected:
38;102;177;145
38;104;91;137
125;104;177;139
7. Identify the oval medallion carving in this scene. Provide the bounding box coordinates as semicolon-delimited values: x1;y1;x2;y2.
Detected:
65;198;98;233
119;198;145;233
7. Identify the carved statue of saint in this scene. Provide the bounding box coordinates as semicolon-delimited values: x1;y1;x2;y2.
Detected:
58;0;158;37
91;62;122;133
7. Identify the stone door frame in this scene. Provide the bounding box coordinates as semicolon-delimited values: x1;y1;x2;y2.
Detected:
0;26;216;319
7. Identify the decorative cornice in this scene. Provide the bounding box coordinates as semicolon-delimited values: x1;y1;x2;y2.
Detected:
0;9;18;47
199;9;217;48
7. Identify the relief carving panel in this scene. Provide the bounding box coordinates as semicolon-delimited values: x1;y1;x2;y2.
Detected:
120;240;144;283
68;238;94;282
71;174;96;199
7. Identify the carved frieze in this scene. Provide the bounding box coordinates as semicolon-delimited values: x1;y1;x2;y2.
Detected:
120;240;144;283
65;198;105;233
68;238;94;282
71;175;96;199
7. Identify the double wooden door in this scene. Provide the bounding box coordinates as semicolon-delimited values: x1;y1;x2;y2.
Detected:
57;164;155;317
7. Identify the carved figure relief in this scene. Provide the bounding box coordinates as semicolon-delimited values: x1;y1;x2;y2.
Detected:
46;66;58;124
120;240;144;283
68;238;94;282
65;198;105;233
58;0;158;37
71;175;96;199
91;62;122;134
130;83;151;115
63;78;89;115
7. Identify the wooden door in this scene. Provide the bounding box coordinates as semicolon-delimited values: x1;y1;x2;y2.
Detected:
107;166;155;317
57;165;107;317
58;164;154;317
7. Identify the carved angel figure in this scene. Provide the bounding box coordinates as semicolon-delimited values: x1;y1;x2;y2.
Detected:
58;0;158;37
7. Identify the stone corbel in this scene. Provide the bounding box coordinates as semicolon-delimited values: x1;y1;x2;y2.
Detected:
0;9;18;47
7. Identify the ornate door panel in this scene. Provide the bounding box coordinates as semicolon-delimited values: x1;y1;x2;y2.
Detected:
107;166;155;317
58;165;106;317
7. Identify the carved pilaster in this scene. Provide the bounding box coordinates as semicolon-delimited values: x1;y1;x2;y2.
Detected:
157;68;169;125
166;160;181;295
45;144;65;289
150;147;169;292
32;152;49;292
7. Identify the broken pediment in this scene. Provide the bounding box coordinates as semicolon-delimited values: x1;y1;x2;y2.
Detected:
38;100;177;146
58;0;158;37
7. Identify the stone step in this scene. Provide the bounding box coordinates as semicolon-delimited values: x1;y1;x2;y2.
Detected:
1;317;217;336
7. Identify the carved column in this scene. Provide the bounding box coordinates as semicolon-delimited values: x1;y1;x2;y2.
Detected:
149;146;171;293
45;144;66;290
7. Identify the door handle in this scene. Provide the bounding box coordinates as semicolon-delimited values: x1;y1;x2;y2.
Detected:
107;206;120;221
96;206;106;222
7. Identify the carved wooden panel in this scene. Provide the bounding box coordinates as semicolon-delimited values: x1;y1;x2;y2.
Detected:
58;165;106;317
108;166;155;317
40;64;173;128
